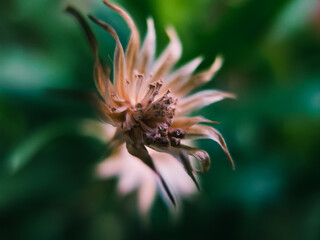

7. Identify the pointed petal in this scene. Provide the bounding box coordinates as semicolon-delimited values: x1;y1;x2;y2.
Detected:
66;7;111;101
136;18;156;75
172;116;218;131
185;125;235;170
126;142;176;205
179;55;223;96
89;16;127;99
176;90;236;116
149;27;182;84
103;0;140;80
161;57;203;95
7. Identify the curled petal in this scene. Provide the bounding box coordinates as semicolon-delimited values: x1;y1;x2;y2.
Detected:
66;7;111;102
185;125;235;170
126;142;176;205
178;145;210;173
178;55;224;96
65;7;98;57
176;90;236;116
149;27;182;84
103;0;140;80
89;16;127;99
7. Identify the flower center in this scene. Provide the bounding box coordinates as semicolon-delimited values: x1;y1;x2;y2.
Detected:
120;79;186;147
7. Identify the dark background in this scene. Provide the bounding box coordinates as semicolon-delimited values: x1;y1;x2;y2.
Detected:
1;0;320;239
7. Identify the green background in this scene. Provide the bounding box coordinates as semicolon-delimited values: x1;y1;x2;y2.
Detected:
1;0;320;239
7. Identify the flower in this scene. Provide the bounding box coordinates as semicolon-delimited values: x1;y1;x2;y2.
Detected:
66;0;235;214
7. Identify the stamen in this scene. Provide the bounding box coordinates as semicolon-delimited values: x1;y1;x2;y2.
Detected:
140;80;163;105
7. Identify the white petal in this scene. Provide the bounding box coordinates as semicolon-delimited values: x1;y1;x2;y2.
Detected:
149;148;197;197
138;177;157;215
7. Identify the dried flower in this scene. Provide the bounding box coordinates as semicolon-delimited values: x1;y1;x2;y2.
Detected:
66;0;235;213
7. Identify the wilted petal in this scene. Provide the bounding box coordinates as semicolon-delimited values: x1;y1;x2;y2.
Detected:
68;3;235;213
178;145;210;173
178;55;223;96
89;16;127;100
185;125;235;170
149;27;182;84
103;0;140;80
176;90;236;116
66;7;112;101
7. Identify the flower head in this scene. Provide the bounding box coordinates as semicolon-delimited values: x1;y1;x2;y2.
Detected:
67;0;235;213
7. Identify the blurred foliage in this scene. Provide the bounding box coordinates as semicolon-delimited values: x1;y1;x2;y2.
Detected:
1;0;320;239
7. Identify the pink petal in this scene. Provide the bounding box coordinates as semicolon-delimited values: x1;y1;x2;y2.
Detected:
176;90;236;116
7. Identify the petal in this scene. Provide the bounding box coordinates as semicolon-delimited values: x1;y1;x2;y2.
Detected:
150;149;196;196
96;99;127;126
149;27;182;84
93;61;113;101
161;57;203;96
126;142;176;205
103;0;140;81
138;177;157;215
178;55;223;97
118;167;143;194
89;16;127;100
176;90;236;116
172;116;218;131
66;7;112;102
96;146;124;178
185;125;235;170
136;18;156;75
129;19;156;103
80;120;117;143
